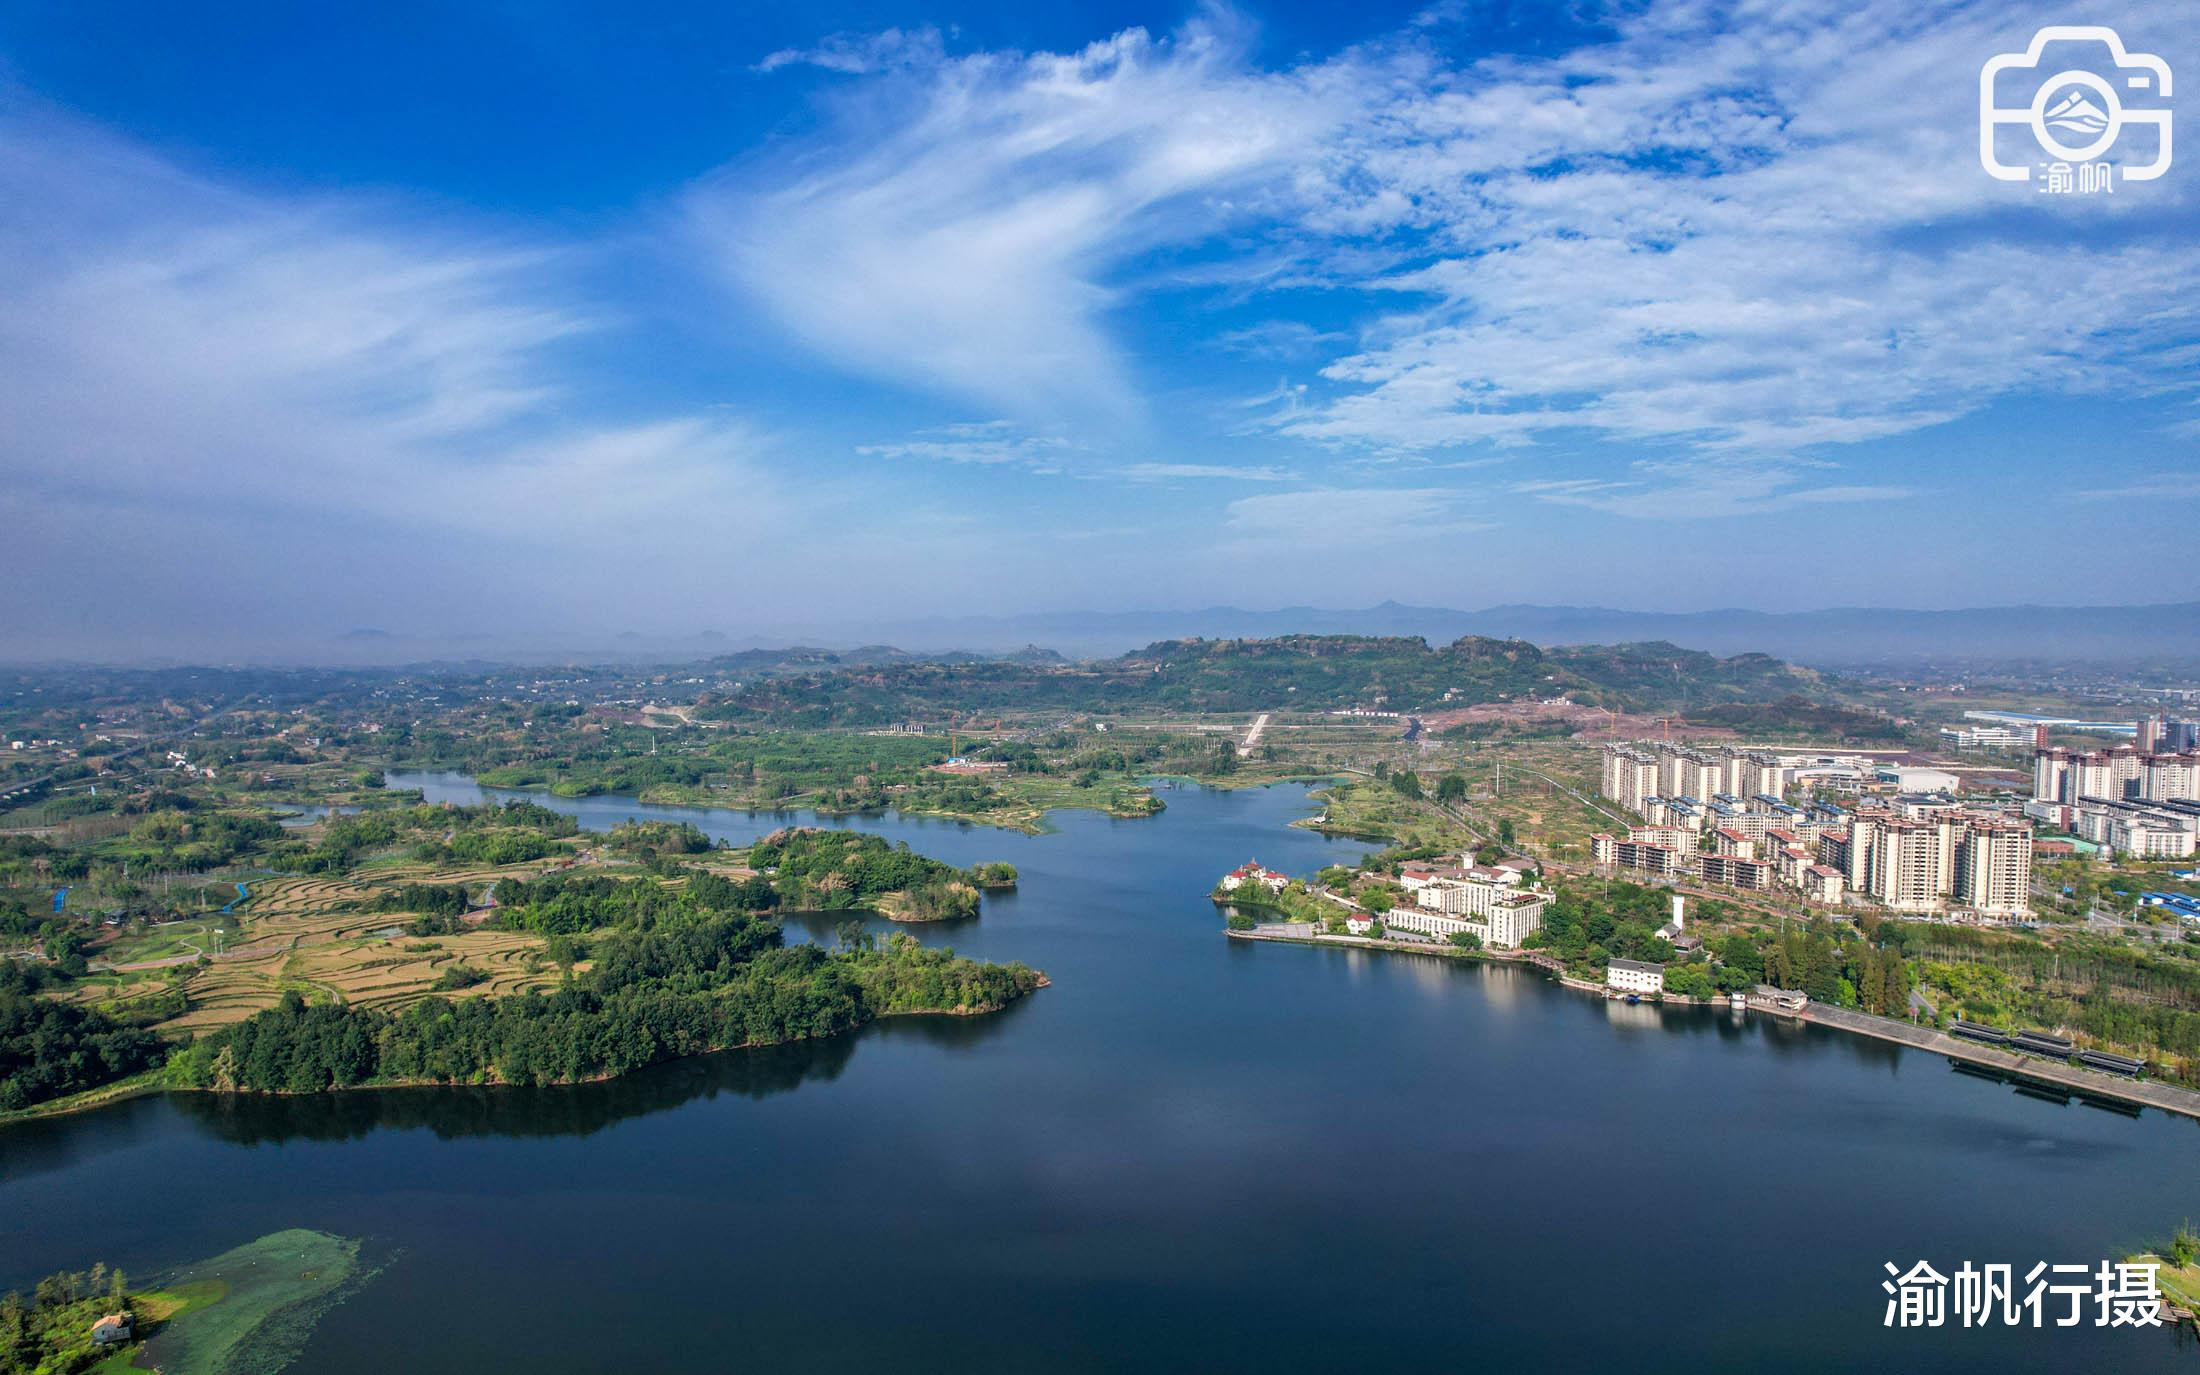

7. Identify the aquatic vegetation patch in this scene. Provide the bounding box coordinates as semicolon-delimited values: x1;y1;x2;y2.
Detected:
129;1229;387;1375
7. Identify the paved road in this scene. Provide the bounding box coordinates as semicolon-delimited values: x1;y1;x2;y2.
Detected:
1800;1002;2200;1122
1238;713;1271;757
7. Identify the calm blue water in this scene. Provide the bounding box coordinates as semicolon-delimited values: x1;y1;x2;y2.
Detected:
1;776;2193;1372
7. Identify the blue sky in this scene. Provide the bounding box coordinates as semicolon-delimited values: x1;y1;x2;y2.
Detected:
1;0;2195;656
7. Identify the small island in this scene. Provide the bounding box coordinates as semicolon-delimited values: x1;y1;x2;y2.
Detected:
749;827;1002;923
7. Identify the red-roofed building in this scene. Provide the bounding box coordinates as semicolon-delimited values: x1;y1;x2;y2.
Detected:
1220;861;1289;894
1712;828;1755;859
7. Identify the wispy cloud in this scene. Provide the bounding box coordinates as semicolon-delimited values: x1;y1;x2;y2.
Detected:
1509;460;1915;518
755;27;945;75
0;103;773;545
1116;461;1295;482
2070;473;2197;502
856;420;1082;467
1212;320;1349;358
1274;1;2200;461
720;2;2198;500
1223;486;1491;543
692;10;1355;425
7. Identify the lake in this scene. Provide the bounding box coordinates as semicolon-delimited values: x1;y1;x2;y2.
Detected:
1;774;2193;1371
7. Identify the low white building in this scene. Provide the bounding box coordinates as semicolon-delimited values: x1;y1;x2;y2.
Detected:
1877;766;1961;793
2072;801;2200;859
1385;905;1484;943
1219;861;1290;894
1607;959;1665;996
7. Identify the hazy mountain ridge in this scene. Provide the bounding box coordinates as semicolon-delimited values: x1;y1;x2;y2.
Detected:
861;600;2200;665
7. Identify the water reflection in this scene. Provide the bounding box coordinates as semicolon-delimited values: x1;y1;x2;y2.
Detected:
1475;962;1527;1010
0;1090;182;1185
1602;997;1662;1032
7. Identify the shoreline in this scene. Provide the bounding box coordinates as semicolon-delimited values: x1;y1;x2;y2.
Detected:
0;983;1048;1126
1223;926;2200;1123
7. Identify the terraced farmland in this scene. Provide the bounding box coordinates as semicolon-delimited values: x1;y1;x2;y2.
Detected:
89;872;563;1036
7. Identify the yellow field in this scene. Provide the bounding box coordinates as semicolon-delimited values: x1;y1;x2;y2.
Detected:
83;872;565;1035
160;927;560;1034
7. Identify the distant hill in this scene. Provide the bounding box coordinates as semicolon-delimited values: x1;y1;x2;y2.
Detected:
701;644;1067;677
697;634;1820;726
843;600;2197;666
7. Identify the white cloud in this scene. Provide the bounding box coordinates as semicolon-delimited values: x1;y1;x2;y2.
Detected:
1222;486;1491;543
1274;1;2200;461
1509;460;1915;518
1117;461;1294;482
856;421;1082;467
2069;473;2197;502
1211;320;1348;358
692;10;1358;425
0;105;776;548
755;27;945;75
715;2;2197;504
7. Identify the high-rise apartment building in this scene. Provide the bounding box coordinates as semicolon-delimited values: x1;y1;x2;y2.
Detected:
1954;819;2033;916
1870;816;1953;913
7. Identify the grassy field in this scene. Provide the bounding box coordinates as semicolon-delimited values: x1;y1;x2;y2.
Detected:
96;918;234;966
1417;741;1626;863
2126;1252;2200;1323
1275;739;1631;864
1296;776;1481;853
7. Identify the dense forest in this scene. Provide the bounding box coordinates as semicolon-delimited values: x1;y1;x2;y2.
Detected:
0;966;165;1111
